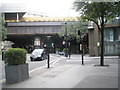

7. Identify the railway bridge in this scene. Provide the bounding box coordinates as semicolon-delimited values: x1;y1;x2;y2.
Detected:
5;18;77;52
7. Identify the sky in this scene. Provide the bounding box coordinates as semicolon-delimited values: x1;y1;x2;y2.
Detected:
1;0;79;17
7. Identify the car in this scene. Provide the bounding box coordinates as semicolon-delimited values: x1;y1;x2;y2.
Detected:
30;49;48;61
58;51;65;55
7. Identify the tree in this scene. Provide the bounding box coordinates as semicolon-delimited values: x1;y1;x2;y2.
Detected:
58;19;87;43
0;17;7;41
74;1;120;66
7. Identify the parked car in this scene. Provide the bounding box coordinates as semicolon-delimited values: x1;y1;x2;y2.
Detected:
30;49;47;61
58;51;65;55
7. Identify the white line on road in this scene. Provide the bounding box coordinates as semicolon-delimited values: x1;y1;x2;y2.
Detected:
29;65;46;74
66;60;92;62
29;58;61;73
51;58;61;66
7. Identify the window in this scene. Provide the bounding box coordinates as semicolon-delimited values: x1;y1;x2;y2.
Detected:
109;30;113;41
104;28;114;42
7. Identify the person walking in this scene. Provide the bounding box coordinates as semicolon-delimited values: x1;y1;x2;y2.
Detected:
68;42;71;59
68;51;71;59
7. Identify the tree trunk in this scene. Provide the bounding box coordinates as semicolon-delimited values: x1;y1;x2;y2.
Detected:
100;26;104;66
100;2;105;66
100;11;105;66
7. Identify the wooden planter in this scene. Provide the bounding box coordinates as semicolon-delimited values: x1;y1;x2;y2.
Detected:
5;63;29;83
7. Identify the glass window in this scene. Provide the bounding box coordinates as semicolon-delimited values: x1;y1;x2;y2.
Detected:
104;28;114;42
109;29;113;41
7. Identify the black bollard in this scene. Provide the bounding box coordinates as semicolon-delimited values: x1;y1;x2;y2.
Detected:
82;54;84;65
48;54;50;68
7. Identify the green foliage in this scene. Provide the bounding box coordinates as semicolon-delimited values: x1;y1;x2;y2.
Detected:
74;1;120;65
4;48;27;66
58;19;87;42
0;17;7;40
63;48;69;53
74;1;120;30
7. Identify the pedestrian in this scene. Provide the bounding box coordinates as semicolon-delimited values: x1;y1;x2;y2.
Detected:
68;50;71;59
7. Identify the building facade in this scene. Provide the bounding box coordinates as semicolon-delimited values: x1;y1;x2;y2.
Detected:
88;18;120;56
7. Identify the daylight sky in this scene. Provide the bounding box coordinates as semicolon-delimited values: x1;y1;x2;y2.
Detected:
1;0;79;17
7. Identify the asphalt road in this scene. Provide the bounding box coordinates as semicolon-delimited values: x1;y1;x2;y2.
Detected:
27;54;62;71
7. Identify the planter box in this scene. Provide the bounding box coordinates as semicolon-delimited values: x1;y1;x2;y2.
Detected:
5;64;29;83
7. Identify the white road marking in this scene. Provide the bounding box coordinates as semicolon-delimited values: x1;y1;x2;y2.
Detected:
29;65;46;74
29;58;61;73
66;59;92;62
51;58;61;66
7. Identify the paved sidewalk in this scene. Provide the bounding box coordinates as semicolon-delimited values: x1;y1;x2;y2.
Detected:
2;55;119;88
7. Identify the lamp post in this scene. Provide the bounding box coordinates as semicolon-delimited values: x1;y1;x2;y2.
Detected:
47;35;51;68
77;29;84;65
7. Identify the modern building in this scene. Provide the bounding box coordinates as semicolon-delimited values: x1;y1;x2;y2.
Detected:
1;3;26;21
88;18;120;56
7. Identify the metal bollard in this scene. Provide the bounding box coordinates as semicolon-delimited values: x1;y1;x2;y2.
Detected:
48;54;50;68
82;54;84;65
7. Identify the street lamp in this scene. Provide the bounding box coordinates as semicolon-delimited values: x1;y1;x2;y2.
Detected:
77;29;84;65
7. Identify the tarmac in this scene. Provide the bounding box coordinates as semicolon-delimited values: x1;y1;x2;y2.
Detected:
1;55;119;89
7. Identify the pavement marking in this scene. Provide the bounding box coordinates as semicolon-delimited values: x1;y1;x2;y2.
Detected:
49;59;57;64
66;60;93;62
51;58;61;66
29;58;61;73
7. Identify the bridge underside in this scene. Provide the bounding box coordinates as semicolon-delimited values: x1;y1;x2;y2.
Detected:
7;34;63;53
6;21;81;53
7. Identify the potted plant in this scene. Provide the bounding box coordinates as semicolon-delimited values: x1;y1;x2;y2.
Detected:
4;48;29;83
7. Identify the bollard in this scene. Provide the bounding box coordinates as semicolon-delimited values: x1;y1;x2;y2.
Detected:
82;54;84;65
47;54;50;68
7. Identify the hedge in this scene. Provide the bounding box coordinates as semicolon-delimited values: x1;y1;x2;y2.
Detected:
4;48;27;66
